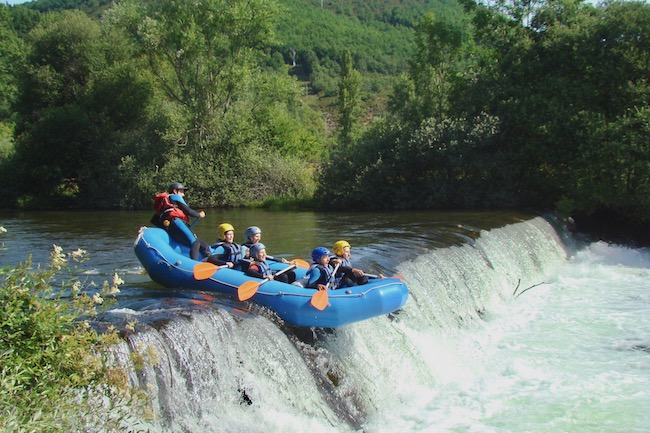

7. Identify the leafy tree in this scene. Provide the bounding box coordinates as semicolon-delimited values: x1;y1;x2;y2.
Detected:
0;7;25;121
110;0;277;149
109;0;325;208
403;12;467;123
8;10;157;208
337;49;362;146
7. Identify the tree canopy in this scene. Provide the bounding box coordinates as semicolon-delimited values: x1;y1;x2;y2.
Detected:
0;0;648;241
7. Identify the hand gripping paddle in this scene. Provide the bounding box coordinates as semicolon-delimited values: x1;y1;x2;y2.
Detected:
310;263;340;311
237;264;297;301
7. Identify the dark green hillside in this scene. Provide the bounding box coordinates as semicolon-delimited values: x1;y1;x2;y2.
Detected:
22;0;113;18
278;0;463;93
275;0;462;73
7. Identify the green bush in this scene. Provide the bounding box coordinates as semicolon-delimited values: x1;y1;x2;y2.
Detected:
0;242;151;432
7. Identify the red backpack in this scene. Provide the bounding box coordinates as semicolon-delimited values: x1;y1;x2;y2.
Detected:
152;192;187;222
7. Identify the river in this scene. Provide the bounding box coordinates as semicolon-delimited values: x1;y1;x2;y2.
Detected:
1;209;648;432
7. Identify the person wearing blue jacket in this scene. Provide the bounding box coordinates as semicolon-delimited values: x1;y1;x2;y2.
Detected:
306;247;337;291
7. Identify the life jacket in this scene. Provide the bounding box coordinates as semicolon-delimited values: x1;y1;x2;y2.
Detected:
307;264;336;288
242;241;254;258
250;260;272;277
153;192;188;222
212;241;243;263
334;255;352;268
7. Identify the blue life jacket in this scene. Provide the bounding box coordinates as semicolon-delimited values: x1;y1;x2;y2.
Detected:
252;260;272;277
307;264;336;288
211;241;243;263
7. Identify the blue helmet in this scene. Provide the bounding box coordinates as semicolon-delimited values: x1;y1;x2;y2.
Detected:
311;247;330;263
245;226;261;242
250;242;266;258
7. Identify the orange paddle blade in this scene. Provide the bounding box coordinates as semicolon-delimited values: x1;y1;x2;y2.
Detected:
310;290;329;311
194;262;219;280
238;280;262;301
291;258;310;269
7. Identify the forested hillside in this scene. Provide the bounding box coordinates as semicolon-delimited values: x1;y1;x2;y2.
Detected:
0;0;648;243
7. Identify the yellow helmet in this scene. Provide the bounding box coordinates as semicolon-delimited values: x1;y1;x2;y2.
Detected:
217;223;235;239
333;240;351;256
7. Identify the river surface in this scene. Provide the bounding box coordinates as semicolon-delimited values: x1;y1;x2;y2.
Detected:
0;208;532;285
1;209;648;432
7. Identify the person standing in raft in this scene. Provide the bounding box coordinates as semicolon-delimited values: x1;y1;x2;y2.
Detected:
151;182;211;261
330;240;372;287
305;247;338;291
210;223;245;268
245;243;296;284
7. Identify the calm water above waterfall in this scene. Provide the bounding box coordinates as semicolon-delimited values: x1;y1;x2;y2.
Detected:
1;210;648;432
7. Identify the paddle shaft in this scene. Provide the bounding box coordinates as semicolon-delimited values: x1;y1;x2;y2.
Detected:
274;263;297;276
326;263;341;289
309;263;339;311
237;263;297;301
267;256;309;269
364;272;403;279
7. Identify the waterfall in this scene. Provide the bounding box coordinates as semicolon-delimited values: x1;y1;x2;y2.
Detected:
112;216;569;432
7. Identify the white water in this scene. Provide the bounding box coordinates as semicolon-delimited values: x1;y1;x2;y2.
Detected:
114;217;650;432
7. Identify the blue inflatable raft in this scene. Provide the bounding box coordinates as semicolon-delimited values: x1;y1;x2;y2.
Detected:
134;227;409;328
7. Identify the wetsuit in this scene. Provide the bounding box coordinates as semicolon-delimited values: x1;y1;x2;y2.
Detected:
332;256;369;287
165;194;210;260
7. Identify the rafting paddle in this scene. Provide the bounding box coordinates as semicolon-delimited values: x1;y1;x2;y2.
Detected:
237;264;297;301
289;258;310;269
267;257;310;269
310;263;340;311
193;262;228;280
364;273;404;280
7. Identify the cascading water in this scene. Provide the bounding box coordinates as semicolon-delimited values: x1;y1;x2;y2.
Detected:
108;215;648;433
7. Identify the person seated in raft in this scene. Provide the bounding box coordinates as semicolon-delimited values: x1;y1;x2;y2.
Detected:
210;223;246;269
242;225;290;263
330;240;373;287
305;247;338;291
245;243;296;284
241;225;260;258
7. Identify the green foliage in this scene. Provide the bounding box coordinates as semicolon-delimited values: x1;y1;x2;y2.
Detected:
105;0;327;208
275;0;462;81
110;0;278;147
0;244;150;432
463;0;650;221
0;6;26;120
1;0;648;233
389;12;470;127
337;49;362;146
319;0;650;234
6;9;176;209
318;112;501;209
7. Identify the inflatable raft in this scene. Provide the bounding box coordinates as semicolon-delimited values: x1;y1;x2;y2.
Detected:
134;227;409;328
